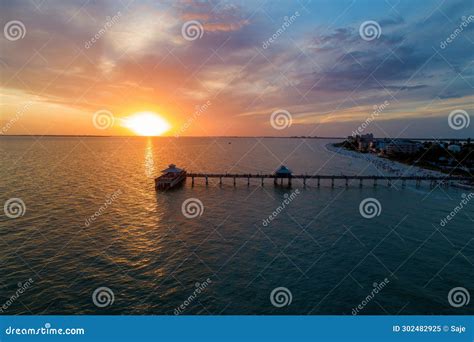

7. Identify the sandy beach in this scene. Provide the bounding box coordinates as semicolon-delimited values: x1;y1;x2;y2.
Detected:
325;143;449;178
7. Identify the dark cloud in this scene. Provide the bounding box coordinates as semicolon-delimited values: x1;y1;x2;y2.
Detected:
0;0;473;136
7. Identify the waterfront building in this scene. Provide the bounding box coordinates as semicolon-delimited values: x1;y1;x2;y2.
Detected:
385;140;422;156
370;139;390;151
356;134;374;152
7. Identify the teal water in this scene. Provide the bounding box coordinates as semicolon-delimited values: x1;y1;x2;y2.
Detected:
0;137;472;314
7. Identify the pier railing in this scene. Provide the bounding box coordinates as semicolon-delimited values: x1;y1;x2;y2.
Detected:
186;173;472;187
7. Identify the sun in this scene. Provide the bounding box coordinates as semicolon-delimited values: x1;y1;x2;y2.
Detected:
123;112;171;136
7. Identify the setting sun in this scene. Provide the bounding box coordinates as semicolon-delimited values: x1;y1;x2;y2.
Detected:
123;112;171;136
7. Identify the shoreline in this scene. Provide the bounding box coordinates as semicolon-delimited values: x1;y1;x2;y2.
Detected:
325;143;453;179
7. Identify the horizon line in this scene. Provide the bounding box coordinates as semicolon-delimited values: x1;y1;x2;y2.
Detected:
0;134;472;140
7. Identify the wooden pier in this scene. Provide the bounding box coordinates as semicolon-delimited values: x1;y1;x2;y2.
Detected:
185;173;472;188
154;164;472;190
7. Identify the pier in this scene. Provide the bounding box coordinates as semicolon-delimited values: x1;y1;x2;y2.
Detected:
155;163;472;190
185;173;472;188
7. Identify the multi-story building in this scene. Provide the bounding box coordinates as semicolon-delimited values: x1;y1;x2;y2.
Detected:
384;140;421;155
370;139;390;151
356;134;374;152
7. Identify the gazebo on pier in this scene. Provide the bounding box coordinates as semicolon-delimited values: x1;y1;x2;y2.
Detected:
274;165;292;186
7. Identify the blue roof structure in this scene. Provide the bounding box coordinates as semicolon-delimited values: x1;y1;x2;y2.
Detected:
275;165;292;175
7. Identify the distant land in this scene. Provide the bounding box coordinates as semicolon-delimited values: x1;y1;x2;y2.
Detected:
0;135;471;141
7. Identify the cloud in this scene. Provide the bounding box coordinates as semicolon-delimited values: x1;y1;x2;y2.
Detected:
0;0;473;137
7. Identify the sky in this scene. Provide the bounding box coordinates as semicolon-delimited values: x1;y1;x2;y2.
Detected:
0;0;473;137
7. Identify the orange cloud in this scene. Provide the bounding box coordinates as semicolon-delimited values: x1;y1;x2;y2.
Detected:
204;20;250;32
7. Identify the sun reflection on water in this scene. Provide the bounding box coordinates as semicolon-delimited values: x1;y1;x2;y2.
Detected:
144;139;155;178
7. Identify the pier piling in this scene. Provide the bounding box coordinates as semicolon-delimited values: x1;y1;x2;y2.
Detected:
180;173;471;190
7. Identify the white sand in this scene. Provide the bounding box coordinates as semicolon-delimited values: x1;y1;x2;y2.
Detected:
325;143;447;178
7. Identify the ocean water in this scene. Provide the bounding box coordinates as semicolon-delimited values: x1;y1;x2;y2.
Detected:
0;136;472;315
